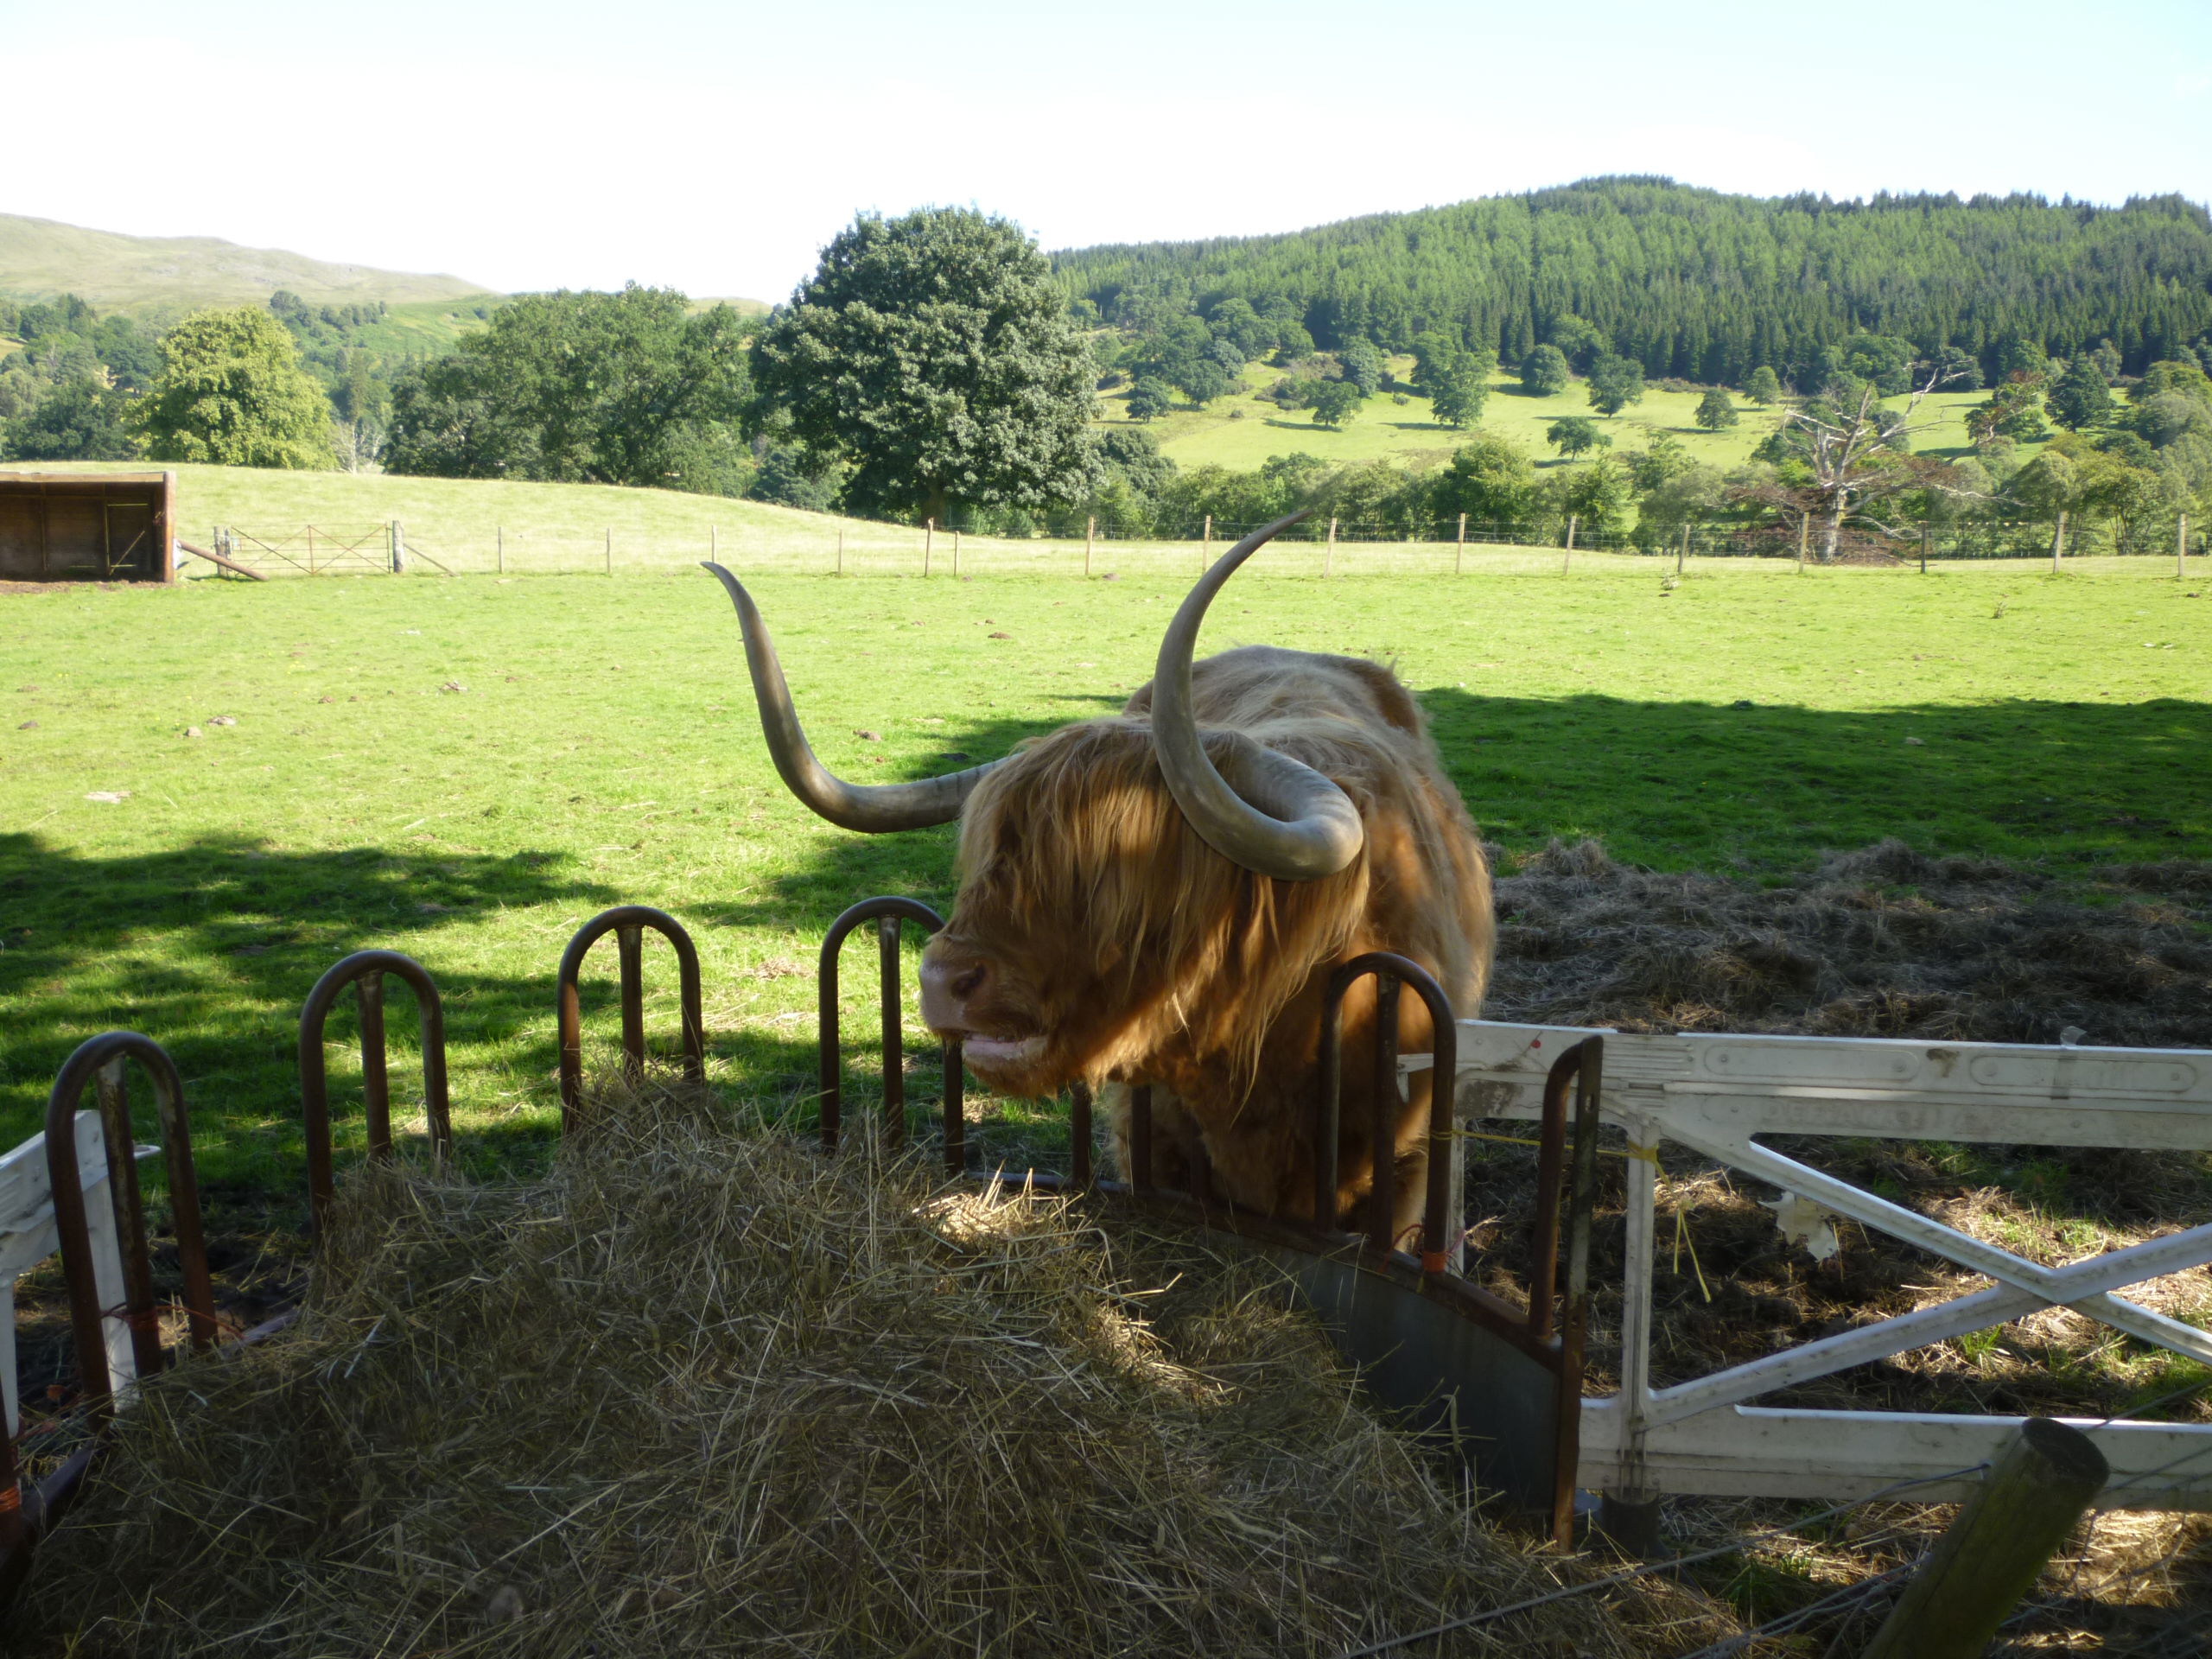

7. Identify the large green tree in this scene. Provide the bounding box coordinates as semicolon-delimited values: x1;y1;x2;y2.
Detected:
1545;416;1608;459
385;286;752;492
1585;353;1645;416
2048;354;2113;430
1431;435;1535;529
1519;344;1570;397
747;208;1100;523
132;307;330;468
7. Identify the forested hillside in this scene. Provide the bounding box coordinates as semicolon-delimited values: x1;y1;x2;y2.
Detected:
1055;178;2212;385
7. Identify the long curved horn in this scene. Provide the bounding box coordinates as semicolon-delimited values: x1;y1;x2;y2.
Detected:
1150;512;1365;880
703;563;1001;832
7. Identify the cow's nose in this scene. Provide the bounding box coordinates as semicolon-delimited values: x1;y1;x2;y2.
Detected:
919;952;988;1032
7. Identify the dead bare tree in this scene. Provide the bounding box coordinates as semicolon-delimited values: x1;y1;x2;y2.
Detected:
1774;367;1973;563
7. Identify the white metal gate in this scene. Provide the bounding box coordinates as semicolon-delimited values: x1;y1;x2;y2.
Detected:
1436;1023;2212;1510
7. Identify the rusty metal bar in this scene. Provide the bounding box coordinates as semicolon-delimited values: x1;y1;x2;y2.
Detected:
817;897;956;1163
1553;1034;1605;1545
1368;975;1401;1253
44;1033;218;1415
1526;1047;1580;1344
878;915;906;1151
1130;1084;1154;1193
556;906;706;1131
1070;1081;1093;1186
357;970;391;1159
617;925;646;1077
93;1058;162;1382
300;950;454;1230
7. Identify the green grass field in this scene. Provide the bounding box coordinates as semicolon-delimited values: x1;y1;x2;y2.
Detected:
1117;359;2001;474
2;550;2205;1202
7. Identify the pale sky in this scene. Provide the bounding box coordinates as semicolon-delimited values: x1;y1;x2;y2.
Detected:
6;0;2209;303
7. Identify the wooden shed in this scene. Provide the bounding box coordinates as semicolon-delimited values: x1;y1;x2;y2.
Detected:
0;471;176;584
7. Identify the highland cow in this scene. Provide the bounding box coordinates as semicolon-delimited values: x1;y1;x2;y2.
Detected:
708;514;1492;1242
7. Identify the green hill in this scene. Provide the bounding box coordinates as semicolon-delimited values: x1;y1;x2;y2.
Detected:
0;213;499;326
1055;177;2212;379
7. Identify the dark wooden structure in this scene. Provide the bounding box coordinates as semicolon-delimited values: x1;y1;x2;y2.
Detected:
0;471;176;584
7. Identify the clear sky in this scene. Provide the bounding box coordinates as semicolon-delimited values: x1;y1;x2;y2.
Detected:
5;0;2209;302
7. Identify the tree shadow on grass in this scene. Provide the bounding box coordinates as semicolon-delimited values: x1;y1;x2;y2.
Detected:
0;832;620;1192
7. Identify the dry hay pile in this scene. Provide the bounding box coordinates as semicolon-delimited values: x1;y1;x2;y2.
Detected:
1471;839;2212;1647
1490;836;2212;1050
15;1088;1737;1658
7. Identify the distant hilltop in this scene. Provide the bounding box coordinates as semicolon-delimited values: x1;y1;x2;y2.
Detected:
0;213;495;321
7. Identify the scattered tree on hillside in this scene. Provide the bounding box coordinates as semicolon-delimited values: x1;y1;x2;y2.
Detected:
1560;454;1633;533
1430;435;1535;529
5;376;136;461
1338;340;1384;398
1694;387;1739;429
1126;377;1173;422
1308;379;1364;428
1745;365;1782;405
1177;359;1234;409
385;286;752;493
2048;353;2113;429
747;207;1100;523
1965;374;2050;444
132;307;331;469
1546;416;1608;459
1519;344;1570;397
1585;353;1645;416
1626;430;1694;492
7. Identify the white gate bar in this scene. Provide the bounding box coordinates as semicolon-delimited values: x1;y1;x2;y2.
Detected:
1580;1400;2212;1510
0;1112;149;1434
1445;1022;2212;1149
1435;1020;2212;1511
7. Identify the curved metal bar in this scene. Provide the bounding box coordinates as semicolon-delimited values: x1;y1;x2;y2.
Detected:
556;906;707;1131
1316;951;1459;1270
817;897;964;1168
300;950;454;1230
42;1033;217;1415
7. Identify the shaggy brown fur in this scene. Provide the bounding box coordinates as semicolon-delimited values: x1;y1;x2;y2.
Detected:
923;646;1491;1237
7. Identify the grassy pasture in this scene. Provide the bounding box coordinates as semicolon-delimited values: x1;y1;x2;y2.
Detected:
1;550;2205;1202
1115;360;2003;474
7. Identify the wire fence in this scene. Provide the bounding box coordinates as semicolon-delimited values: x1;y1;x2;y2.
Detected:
188;514;2209;582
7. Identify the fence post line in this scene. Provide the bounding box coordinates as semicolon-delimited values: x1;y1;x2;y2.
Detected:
2050;508;2066;574
1084;515;1094;577
924;518;933;578
605;526;613;576
1325;516;1337;579
1859;1418;2107;1659
1456;512;1466;575
497;524;505;575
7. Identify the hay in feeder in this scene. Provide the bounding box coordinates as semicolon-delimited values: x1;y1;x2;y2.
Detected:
15;1084;1738;1657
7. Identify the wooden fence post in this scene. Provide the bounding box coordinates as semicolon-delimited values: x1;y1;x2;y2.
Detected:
1084;515;1095;577
1563;514;1578;574
1202;513;1211;575
1859;1418;2107;1659
390;520;405;575
307;524;317;576
1921;521;1930;574
1677;523;1689;575
497;525;505;575
1797;511;1810;572
1456;512;1466;575
836;528;844;576
2180;511;2190;579
925;518;933;578
2051;508;2067;574
605;527;613;576
952;525;960;577
1325;517;1337;579
710;524;716;563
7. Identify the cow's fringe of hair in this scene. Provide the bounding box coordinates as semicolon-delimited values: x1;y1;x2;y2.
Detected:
952;648;1487;1099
